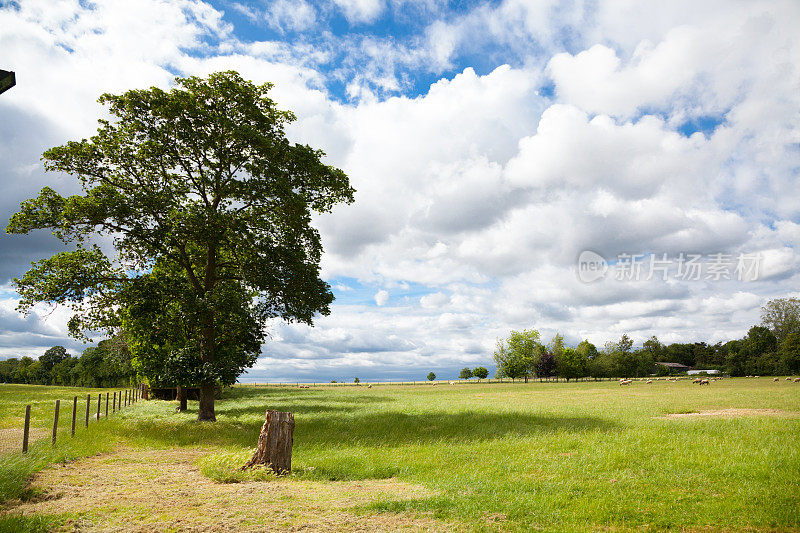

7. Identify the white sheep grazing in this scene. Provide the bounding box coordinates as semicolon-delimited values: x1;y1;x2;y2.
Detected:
368;384;373;389
774;377;780;382
449;381;455;385
700;379;710;385
786;377;793;381
794;377;800;383
646;379;653;384
693;378;702;384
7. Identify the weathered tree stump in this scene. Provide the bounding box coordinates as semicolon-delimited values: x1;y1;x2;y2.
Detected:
242;409;295;475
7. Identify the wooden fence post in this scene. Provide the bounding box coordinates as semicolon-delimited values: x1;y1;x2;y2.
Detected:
97;394;101;421
22;404;31;454
105;393;109;417
52;399;60;445
113;391;116;413
124;389;128;407
71;396;77;437
85;394;90;427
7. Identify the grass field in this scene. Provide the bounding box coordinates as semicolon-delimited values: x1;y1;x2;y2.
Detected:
1;378;799;531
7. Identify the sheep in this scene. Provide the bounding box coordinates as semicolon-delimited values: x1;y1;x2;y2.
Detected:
787;377;793;381
367;384;373;389
449;381;455;385
646;379;653;384
693;378;703;384
619;379;632;386
794;377;800;383
774;377;780;382
700;379;710;385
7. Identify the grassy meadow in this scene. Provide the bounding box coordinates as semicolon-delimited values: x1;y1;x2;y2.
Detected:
0;378;799;531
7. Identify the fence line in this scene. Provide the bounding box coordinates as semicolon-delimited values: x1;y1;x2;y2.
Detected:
22;405;31;454
11;386;143;455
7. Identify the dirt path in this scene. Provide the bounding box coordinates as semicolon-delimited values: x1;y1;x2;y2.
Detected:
4;448;454;532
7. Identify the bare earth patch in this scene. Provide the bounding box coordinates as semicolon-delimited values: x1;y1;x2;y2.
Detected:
660;408;800;419
3;447;454;532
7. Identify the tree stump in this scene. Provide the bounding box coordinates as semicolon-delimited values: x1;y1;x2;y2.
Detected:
242;409;295;475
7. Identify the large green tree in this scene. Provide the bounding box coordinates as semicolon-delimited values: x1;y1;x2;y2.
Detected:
556;346;587;381
761;298;800;344
494;329;542;382
7;71;354;421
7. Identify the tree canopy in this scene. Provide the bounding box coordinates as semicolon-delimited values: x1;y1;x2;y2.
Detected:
494;329;542;381
761;298;800;343
472;366;489;380
7;71;354;420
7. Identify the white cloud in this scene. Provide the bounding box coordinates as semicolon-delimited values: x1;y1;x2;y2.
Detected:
233;0;316;32
2;0;800;381
420;292;449;308
333;0;384;24
374;290;389;306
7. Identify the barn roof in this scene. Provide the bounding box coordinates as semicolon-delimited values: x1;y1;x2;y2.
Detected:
654;362;691;368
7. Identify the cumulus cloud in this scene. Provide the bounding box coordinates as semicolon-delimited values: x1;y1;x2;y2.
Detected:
1;0;799;381
374;290;389;306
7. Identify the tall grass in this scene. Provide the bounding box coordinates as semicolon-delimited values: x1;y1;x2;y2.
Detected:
0;417;117;502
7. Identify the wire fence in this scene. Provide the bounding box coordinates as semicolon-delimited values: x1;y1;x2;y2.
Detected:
0;385;146;456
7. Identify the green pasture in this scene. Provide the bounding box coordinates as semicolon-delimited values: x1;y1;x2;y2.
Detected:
1;378;798;531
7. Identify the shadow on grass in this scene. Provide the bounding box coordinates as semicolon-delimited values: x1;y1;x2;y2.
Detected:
298;411;613;447
129;404;613;450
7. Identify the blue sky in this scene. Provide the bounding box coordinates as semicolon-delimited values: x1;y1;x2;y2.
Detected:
1;0;799;382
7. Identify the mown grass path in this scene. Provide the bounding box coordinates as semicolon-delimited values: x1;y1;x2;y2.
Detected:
1;378;799;531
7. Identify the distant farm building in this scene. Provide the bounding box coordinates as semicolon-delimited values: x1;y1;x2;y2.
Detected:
655;362;691;371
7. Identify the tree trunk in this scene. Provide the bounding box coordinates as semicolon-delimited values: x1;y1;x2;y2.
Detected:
198;382;216;421
242;409;294;475
197;308;217;421
176;385;188;412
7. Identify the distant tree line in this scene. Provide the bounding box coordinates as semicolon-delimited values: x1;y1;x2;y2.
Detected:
493;298;800;380
0;335;135;387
